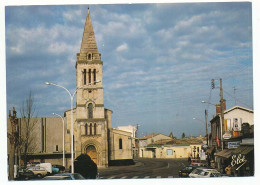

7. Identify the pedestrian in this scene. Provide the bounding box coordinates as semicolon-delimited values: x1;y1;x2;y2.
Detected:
207;153;211;167
225;165;231;175
188;156;191;164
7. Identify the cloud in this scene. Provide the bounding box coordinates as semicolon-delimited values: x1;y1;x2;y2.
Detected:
116;43;128;52
5;3;253;138
63;9;82;22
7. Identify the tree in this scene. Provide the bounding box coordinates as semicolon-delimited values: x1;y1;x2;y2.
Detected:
182;132;186;139
169;132;176;139
74;154;97;179
7;107;18;180
19;91;38;166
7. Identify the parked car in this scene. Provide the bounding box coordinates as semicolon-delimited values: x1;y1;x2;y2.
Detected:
27;166;48;178
179;165;203;177
53;173;85;180
35;163;52;174
52;164;65;173
16;168;35;180
26;162;40;167
189;168;221;178
42;175;72;180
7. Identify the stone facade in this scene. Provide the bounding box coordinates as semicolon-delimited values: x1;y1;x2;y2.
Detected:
109;129;132;160
7;117;72;167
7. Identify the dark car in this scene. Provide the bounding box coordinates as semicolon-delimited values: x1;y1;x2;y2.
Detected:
53;173;85;180
16;168;35;180
179;165;198;177
47;173;85;180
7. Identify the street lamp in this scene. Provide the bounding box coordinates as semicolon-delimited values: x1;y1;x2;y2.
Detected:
192;117;204;122
201;100;216;106
45;80;101;173
53;113;65;167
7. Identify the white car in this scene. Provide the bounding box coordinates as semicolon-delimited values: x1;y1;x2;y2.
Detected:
27;166;48;178
189;168;221;178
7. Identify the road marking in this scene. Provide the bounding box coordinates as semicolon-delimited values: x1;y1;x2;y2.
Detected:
167;163;170;168
108;176;116;179
132;176;139;179
156;176;161;178
144;176;150;178
121;176;127;179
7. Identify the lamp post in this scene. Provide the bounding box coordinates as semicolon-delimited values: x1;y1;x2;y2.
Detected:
53;113;65;167
135;124;140;158
45;80;101;173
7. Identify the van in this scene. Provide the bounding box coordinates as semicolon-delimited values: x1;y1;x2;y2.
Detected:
36;163;52;174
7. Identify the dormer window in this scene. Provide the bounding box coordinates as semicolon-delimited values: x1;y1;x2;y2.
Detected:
87;53;92;60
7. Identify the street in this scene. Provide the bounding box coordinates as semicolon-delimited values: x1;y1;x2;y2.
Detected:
98;158;189;179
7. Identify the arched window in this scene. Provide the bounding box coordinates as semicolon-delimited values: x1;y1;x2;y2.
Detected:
88;69;91;84
94;123;97;135
90;123;92;135
119;138;123;149
88;103;93;119
88;53;92;60
85;124;88;135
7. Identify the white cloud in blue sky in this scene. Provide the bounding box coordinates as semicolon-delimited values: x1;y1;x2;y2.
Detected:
5;2;253;138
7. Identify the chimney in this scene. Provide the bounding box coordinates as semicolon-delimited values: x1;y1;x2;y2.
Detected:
216;99;226;114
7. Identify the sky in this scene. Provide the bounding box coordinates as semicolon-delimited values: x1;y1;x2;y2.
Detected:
4;2;254;139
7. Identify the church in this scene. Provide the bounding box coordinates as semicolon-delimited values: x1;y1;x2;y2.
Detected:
64;8;133;167
7;8;133;169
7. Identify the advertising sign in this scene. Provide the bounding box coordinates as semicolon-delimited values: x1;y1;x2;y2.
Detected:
228;141;240;149
233;118;241;131
223;131;232;139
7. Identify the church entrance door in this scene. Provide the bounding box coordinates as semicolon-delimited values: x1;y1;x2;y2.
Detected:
86;145;97;164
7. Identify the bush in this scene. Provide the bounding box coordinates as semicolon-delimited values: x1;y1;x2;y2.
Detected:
74;154;97;179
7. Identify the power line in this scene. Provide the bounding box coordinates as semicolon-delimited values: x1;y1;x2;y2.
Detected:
223;89;253;109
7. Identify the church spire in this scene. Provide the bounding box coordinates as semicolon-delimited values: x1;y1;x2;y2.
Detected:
78;8;100;61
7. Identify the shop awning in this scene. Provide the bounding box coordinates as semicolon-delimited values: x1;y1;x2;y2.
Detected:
232;145;254;155
206;147;214;154
214;149;233;159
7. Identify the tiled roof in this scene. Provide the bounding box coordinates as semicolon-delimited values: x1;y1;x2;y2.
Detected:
147;137;203;146
140;133;160;139
232;145;254;155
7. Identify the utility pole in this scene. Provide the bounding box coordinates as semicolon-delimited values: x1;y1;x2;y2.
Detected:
204;109;208;146
219;78;225;150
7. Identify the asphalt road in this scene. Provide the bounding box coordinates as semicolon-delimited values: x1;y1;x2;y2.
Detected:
98;158;189;179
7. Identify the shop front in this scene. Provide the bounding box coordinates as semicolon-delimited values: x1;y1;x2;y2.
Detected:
230;145;254;176
214;149;233;174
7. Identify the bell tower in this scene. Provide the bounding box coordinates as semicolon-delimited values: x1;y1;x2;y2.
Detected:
75;8;108;167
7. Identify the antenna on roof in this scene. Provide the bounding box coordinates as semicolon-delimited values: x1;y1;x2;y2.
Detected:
233;86;237;106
